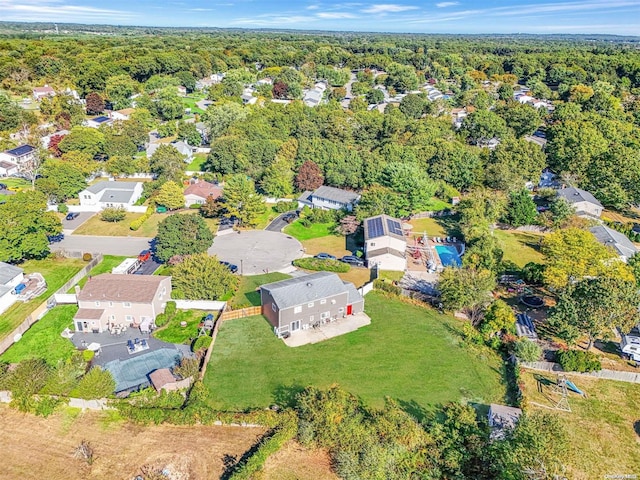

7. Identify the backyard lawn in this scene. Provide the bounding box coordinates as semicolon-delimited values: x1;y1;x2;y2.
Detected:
74;211;218;237
228;272;291;308
0;305;77;365
205;291;506;412
283;221;337;241
0;257;85;341
153;309;212;344
520;371;640;478
408;217;447;238
494;230;545;267
187;153;207;171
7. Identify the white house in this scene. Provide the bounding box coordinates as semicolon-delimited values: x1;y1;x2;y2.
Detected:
0;144;36;165
32;85;56;101
0;262;24;315
590;225;638;262
0;160;18;177
111;108;135;121
171;141;194;161
363;214;407;271
297;186;360;212
556;187;603;218
85;116;113;129
78;181;143;211
621;326;640;361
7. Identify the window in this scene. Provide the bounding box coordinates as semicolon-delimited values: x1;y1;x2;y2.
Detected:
108;301;113;307
321;311;330;319
123;302;131;308
95;301;100;307
309;315;314;322
109;315;115;320
331;299;336;305
271;303;276;312
294;306;302;314
320;299;326;305
308;302;314;308
125;315;133;322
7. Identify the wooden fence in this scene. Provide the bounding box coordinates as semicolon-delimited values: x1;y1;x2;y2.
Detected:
219;306;262;321
520;361;640;384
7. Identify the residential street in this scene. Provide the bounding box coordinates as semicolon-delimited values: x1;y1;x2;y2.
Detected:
50;235;154;256
264;211;297;232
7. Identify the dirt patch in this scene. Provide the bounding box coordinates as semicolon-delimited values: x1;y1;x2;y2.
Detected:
0;406;265;480
259;440;338;480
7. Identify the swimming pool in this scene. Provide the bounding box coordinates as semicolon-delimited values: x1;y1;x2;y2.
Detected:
435;245;462;267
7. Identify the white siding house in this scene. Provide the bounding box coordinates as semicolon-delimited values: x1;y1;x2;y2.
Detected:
78;181;143;211
363;214;407;271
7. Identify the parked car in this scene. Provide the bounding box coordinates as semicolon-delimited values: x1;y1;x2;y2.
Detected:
340;255;365;267
47;233;64;243
632;223;640;235
65;212;80;221
156;206;167;213
315;253;336;260
0;183;7;190
220;261;239;273
138;250;151;262
282;213;297;223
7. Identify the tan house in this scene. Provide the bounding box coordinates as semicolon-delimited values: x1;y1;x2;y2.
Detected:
74;274;171;333
260;272;364;338
556;187;603;218
184;180;223;207
363;214;407;271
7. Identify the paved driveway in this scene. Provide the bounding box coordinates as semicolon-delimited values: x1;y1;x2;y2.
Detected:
61;212;94;233
264;211;297;232
51;235;154;256
208;230;303;275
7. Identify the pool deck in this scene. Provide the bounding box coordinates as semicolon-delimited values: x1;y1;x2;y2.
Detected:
407;234;464;272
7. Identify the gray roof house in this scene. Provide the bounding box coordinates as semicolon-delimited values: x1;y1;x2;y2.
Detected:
260;272;364;339
590;225;638;262
78;181;144;210
298;185;361;212
556;187;603;218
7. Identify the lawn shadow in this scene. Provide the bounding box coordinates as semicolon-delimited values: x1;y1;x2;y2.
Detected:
594;340;620;355
272;383;306;409
434;214;463;238
243;290;261;307
634;420;640;438
346;227;364;255
397;398;430;422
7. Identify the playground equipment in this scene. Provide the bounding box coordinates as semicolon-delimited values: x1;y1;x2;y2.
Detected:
564;378;585;396
549;374;586;412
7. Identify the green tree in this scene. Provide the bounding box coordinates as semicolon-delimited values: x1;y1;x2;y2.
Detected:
514;338;542;362
460;110;507;145
399;93;426;119
36;160;87;202
155;214;214;262
0;191;62;262
463;235;504;274
497;102;540;137
549;277;640;348
156;87;184;120
58;126;105;157
439;267;496;325
0;93;22;132
105;74;138;110
385;62;418;92
457;188;507;242
428;140;482;191
480;299;516;339
381;162;437;216
628;253;640;287
70;367;115;399
149;144;185;182
366;89;385;104
172;253;238;300
504;189;537;227
260;157;294;198
154;180;185;210
486;138;546;191
176;121;202;146
202;102;248;140
223;174;266;227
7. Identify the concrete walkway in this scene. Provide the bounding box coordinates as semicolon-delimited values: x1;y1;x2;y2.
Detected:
283;312;371;347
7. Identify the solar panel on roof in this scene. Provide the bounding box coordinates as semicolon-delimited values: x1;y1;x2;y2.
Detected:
6;145;34;156
367;217;384;239
387;218;403;236
93;116;110;123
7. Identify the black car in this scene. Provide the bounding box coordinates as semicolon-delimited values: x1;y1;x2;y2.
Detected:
315;253;337;260
282;213;297;223
220;261;239;274
340;255;365;267
47;233;65;243
0;183;7;190
65;212;80;221
632;223;640;235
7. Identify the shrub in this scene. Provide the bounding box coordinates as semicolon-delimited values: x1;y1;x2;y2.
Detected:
100;206;126;222
521;262;545;285
130;206;154;231
189;203;201;209
308;208;336;224
165;301;177;318
82;349;95;362
155;313;169;328
373;279;401;296
192;335;212;353
57;203;68;213
34;396;62;417
514;338;542;362
293;257;350;273
82;253;92;261
174;357;200;380
274;201;292;213
70;367;116;399
556;349;602;372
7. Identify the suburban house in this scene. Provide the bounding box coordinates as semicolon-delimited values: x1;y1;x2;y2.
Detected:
363;214;407;271
177;85;187;96
621;325;640;361
195;122;209;144
73;274;172;333
171;140;194;161
0;144;36;168
183;180;223;207
303;82;327;107
260;272;364;338
556;187;603;218
32;85;56;100
0;160;18;176
85;116;113;129
298;185;361;212
195;73;224;90
111;108;135;121
488;404;522;440
78;181;143;210
590;225;638;262
0;262;24;314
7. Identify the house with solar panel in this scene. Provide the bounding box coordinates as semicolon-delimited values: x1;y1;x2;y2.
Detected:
0;144;37;175
363;214;407;271
78;180;144;211
297;185;361;212
85;115;113;128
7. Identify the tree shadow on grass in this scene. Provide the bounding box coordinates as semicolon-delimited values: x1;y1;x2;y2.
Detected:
434;214;463;238
634;420;640;438
397;398;430;422
272;383;306;409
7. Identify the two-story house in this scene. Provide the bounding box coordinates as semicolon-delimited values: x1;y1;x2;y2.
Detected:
556;187;603;218
74;274;171;333
363;214;407;271
590;225;638;262
260;272;364;338
297;185;361;212
0;145;37;175
78;181;143;211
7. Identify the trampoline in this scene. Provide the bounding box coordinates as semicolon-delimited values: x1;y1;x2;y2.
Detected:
521;295;544;308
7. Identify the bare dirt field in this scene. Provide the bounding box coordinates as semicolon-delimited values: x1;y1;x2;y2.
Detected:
260;440;338;480
0;406;265;480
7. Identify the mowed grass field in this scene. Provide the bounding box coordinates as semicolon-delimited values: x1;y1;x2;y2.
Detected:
493;230;545;267
205;291;506;412
521;371;640;479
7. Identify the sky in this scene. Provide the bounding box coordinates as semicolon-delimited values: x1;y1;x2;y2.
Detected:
1;0;639;35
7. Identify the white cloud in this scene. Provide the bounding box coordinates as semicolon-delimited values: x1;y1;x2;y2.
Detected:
189;8;214;11
436;1;459;7
307;4;320;9
362;3;419;13
316;11;357;18
0;0;134;20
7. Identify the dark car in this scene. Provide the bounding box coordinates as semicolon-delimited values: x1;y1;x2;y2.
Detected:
0;183;7;190
632;223;640;235
220;261;239;274
315;253;336;260
65;212;80;221
47;233;64;243
340;255;365;267
282;213;297;223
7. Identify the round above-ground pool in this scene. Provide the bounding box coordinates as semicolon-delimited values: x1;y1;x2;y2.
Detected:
521;295;544;308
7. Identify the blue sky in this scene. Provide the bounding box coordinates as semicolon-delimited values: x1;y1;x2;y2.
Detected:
1;0;639;35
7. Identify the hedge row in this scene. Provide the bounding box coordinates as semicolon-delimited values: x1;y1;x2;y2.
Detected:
228;413;298;480
293;257;350;273
129;206;155;231
556;349;602;373
373;279;401;296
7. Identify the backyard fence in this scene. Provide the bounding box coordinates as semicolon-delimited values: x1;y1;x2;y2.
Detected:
520;361;640;384
219;306;262;321
199;312;224;381
359;281;375;296
410;210;454;219
0;254;102;356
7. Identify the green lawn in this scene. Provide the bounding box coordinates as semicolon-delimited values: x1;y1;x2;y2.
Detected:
0;305;77;365
153;309;211;344
187;153;207;171
74;211;218;237
1;178;31;191
205;291;506;411
283;220;337;241
0;258;85;341
493;230;545;267
182;95;206;115
229;272;291;308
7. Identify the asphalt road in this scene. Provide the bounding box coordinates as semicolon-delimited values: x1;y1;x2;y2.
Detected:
51;235;154;256
264;211;297;232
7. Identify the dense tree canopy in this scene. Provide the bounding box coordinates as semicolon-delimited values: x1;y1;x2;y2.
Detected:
155;214;214;262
